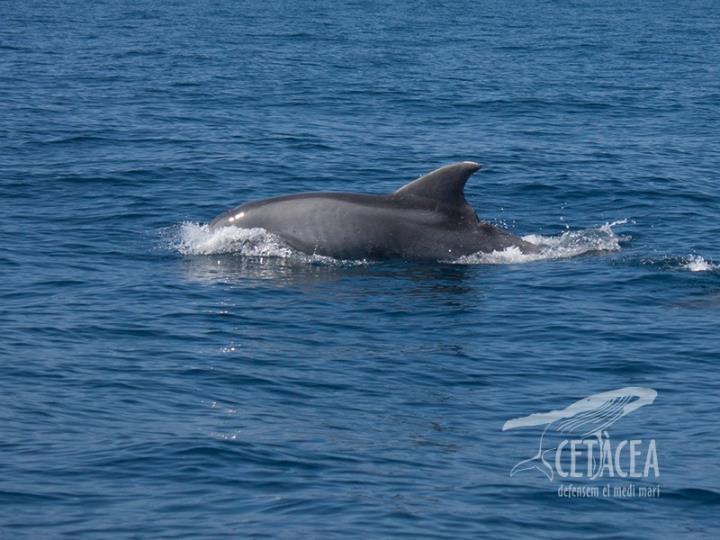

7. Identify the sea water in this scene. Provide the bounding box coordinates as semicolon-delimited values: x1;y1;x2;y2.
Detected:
2;1;719;538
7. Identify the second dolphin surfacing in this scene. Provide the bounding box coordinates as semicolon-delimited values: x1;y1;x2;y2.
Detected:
209;161;538;261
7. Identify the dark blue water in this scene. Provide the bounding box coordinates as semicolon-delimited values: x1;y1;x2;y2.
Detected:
2;1;720;538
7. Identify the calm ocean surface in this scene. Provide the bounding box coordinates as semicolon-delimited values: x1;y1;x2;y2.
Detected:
2;1;720;538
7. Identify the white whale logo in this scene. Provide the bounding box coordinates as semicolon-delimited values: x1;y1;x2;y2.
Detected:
503;387;657;480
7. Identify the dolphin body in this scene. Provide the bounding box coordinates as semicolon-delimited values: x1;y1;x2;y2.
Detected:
209;161;537;261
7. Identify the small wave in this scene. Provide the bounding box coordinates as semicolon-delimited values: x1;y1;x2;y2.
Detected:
636;255;719;274
682;255;718;273
663;487;720;505
451;220;628;265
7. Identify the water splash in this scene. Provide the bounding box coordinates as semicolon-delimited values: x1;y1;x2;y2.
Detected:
173;223;365;265
451;220;628;265
682;255;717;273
175;223;294;257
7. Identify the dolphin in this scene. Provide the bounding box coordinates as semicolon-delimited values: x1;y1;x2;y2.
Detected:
209;161;537;261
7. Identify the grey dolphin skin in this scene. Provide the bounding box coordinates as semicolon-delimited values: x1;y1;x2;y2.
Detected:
209;161;537;261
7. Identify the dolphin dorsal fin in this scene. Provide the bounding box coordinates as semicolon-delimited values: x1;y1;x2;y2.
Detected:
393;161;481;206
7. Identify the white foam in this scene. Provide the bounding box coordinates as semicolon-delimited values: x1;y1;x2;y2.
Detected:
683;255;717;272
172;223;366;265
174;223;295;257
451;220;628;265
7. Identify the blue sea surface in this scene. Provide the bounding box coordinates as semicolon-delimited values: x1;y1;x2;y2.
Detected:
2;1;720;538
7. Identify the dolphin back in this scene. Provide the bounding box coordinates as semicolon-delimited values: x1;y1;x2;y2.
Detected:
207;161;538;260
